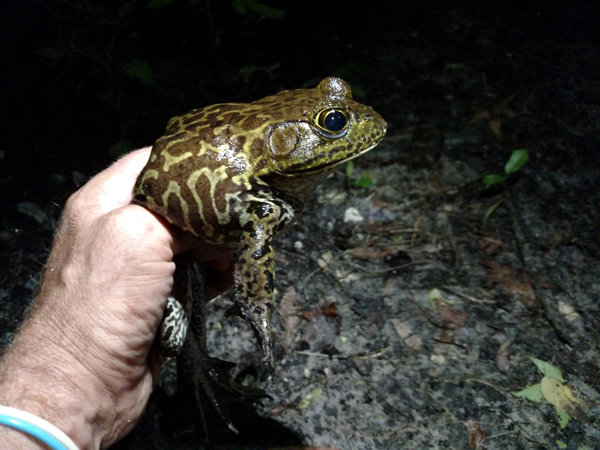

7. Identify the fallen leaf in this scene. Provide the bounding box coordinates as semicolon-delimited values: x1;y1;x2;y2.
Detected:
300;310;321;320
555;406;570;429
348;246;394;259
297;386;323;410
436;301;467;329
478;236;502;255
512;383;543;403
322;303;338;317
483;261;539;308
495;337;514;372
529;357;565;382
372;196;391;208
268;403;292;417
279;287;302;351
390;318;412;339
469;94;516;138
464;420;486;449
317;251;334;268
540;376;588;424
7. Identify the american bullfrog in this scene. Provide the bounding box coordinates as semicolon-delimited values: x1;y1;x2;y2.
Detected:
133;77;386;435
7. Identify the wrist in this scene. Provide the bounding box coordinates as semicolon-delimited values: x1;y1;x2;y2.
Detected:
0;317;114;449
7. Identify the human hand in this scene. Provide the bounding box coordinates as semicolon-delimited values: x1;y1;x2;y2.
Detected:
0;148;233;449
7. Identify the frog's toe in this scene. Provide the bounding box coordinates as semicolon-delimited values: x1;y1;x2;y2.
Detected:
178;334;268;441
249;311;275;377
159;295;188;357
225;302;275;376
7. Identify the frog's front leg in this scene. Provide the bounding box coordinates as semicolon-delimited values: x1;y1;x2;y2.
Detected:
233;200;293;375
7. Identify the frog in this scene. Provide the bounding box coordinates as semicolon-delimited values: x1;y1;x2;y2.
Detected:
132;77;386;436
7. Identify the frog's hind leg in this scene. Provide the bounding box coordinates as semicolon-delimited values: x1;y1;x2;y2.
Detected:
230;200;293;377
169;255;266;444
158;295;188;357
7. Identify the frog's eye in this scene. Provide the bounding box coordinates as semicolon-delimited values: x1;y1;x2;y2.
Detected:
314;108;349;138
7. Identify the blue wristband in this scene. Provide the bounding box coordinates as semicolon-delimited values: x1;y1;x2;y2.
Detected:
0;406;80;450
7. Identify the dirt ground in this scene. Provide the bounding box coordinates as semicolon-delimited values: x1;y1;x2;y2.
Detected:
1;2;599;450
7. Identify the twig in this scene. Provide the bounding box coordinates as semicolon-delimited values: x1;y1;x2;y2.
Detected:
295;346;392;360
349;259;432;275
480;430;518;447
442;285;496;304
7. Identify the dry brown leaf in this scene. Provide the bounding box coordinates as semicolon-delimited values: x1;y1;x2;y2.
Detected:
300;310;321;320
436;301;467;328
483;260;539;308
268;403;292;418
390;318;423;350
279;287;302;351
372;196;391;208
322;303;338;317
478;236;502;255
469;94;516;138
348;246;394;259
464;420;486;449
495;337;515;372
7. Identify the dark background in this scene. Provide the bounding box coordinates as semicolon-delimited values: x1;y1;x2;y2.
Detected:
2;1;600;449
3;0;598;205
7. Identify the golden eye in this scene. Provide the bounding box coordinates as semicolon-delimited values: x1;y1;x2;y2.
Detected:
315;108;349;137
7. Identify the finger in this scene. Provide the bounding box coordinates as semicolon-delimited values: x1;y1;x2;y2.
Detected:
75;148;152;214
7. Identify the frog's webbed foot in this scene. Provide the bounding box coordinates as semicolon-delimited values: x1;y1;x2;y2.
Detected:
178;331;268;437
160;255;266;442
232;200;293;377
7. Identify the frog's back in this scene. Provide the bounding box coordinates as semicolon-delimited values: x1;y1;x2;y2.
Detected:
133;78;386;245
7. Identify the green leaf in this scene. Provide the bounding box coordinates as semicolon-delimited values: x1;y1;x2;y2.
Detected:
512;383;543;402
504;149;529;175
122;59;154;86
237;63;280;83
233;0;284;19
345;160;354;178
297;386;323;409
354;176;374;188
482;174;504;185
350;85;366;97
147;0;176;9
529;357;565;382
232;0;247;14
246;0;285;19
35;48;62;60
556;441;567;449
118;0;137;19
556;406;570;429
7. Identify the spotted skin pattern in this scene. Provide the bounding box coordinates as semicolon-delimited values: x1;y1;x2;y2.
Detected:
158;296;188;357
133;77;386;413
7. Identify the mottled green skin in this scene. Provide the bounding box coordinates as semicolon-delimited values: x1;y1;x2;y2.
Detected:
133;77;386;372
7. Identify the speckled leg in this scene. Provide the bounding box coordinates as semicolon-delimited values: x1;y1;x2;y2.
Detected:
232;201;291;376
158;296;188;357
170;255;265;444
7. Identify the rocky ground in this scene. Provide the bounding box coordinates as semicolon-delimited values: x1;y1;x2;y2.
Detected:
2;2;599;449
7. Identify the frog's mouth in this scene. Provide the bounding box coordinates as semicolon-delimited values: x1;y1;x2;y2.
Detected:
284;141;380;176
